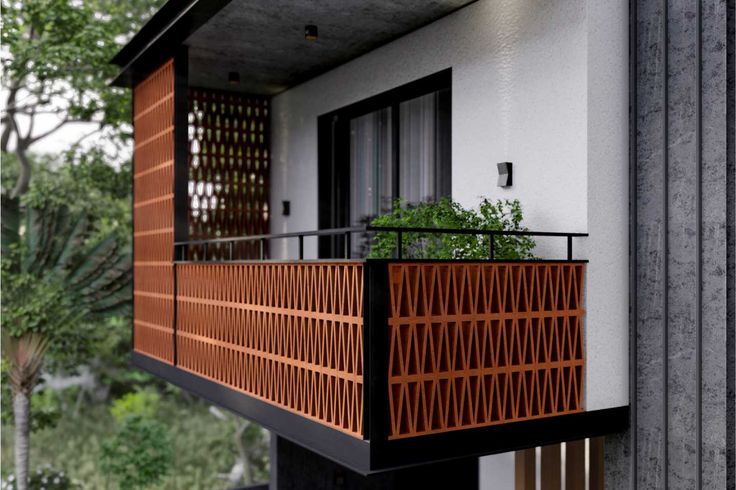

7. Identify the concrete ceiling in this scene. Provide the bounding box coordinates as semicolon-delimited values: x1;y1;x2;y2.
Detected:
185;0;475;94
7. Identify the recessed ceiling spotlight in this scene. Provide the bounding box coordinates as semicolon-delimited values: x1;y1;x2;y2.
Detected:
228;71;240;85
305;24;318;42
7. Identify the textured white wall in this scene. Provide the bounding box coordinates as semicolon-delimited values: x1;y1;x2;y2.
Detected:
270;0;628;413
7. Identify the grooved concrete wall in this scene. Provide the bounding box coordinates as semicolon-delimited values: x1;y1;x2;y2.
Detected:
606;0;735;488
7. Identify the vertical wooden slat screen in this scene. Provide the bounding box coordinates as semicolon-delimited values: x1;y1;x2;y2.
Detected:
565;439;586;490
515;448;536;490
132;60;175;363
541;444;562;490
515;438;605;490
588;437;604;490
387;262;585;439
186;88;270;260
175;262;365;437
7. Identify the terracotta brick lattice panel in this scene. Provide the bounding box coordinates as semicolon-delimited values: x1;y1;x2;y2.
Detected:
176;262;365;437
132;60;175;364
387;262;585;439
187;88;270;260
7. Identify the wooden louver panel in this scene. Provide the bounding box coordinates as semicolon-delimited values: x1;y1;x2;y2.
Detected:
176;262;365;437
387;262;585;439
132;60;175;364
187;88;270;260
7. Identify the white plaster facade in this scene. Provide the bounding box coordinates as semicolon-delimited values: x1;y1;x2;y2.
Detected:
269;0;628;421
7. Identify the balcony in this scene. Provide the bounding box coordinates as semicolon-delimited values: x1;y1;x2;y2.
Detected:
123;1;630;475
131;226;623;473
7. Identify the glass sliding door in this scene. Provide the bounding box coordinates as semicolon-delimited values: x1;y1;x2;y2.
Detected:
399;89;451;205
349;107;393;227
318;69;451;258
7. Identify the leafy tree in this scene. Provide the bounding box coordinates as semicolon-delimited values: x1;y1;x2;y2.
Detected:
1;155;132;490
369;197;536;259
0;0;164;198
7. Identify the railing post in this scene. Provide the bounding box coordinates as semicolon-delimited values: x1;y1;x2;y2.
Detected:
172;262;177;366
344;231;351;259
260;238;265;260
203;242;208;261
396;231;403;259
567;235;573;260
298;235;304;260
489;234;495;260
229;241;234;260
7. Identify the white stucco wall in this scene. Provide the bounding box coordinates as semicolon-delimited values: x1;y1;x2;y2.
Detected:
270;0;628;415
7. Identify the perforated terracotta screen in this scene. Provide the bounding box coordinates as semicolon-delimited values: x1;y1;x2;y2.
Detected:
132;60;175;363
175;262;365;437
187;88;270;259
387;262;585;439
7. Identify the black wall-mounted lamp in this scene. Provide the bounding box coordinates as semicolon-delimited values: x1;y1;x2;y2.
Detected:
305;24;318;42
497;162;513;187
228;71;240;86
282;201;291;216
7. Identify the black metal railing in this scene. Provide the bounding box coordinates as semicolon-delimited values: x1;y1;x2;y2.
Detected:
174;226;588;262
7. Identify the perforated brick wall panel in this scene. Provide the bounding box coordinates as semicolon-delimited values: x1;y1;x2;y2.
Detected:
387;262;585;439
132;60;175;363
175;262;365;437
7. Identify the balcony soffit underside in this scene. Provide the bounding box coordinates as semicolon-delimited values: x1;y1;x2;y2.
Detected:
185;0;476;95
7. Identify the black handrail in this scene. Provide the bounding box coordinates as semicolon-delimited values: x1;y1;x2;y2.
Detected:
174;226;588;261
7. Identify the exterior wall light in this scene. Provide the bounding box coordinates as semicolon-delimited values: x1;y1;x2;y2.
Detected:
228;71;240;86
497;161;513;187
305;25;318;42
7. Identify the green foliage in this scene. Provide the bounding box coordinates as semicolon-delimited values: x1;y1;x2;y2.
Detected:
2;397;270;489
110;390;160;424
100;415;173;490
1;0;165;140
1;153;132;371
1;374;61;433
369;197;536;259
2;464;82;490
28;390;62;433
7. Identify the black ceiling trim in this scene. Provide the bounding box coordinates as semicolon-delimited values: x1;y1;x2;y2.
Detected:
110;0;232;87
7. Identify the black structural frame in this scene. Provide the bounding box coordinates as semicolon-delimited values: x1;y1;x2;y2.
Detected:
135;226;630;473
317;69;452;258
111;0;233;87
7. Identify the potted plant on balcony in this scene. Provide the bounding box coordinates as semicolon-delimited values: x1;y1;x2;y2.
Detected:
368;197;536;259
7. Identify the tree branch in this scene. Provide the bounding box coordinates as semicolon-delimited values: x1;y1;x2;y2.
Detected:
1;83;22;153
69;126;103;149
24;116;70;147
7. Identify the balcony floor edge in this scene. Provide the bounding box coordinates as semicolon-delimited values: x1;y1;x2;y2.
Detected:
131;351;372;473
131;352;629;474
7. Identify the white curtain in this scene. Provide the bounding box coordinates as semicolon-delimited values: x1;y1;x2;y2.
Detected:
400;92;440;203
350;107;393;227
349;88;450;228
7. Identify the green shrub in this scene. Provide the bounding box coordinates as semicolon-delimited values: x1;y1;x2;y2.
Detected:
100;415;173;490
369;198;536;259
110;390;160;423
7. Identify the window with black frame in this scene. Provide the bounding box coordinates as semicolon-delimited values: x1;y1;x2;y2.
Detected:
318;69;451;258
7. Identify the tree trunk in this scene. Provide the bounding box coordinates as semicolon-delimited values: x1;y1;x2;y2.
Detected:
11;143;31;199
13;391;30;490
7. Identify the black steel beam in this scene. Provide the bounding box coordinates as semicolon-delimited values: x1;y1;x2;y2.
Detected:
131;352;372;473
133;352;628;474
111;0;232;87
369;406;630;472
